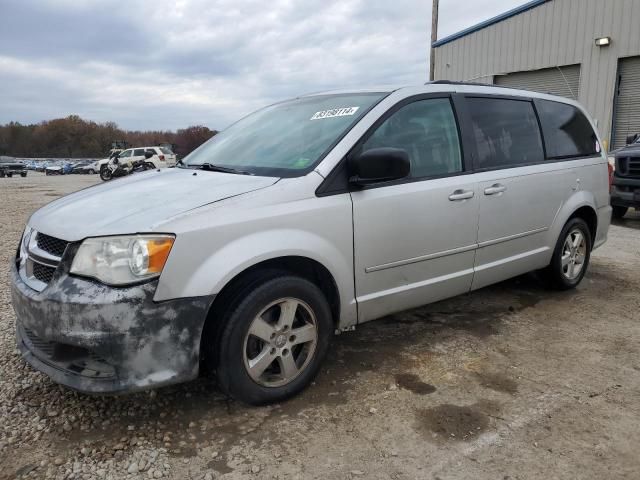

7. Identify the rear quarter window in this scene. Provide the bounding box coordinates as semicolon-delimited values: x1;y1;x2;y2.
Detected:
536;100;599;159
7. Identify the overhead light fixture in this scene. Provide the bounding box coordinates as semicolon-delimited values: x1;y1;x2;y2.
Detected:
595;37;611;47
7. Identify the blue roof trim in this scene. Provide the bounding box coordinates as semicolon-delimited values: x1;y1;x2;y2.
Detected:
432;0;551;48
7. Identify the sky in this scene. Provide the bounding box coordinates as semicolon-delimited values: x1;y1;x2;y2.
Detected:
0;0;524;131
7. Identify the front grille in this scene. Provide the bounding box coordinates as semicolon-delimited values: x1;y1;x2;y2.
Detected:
36;233;69;257
617;157;640;177
32;262;56;284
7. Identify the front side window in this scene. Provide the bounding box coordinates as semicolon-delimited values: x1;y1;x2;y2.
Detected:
184;93;386;177
467;97;544;169
361;98;463;178
536;100;599;158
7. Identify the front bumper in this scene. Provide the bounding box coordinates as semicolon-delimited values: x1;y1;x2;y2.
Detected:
611;177;640;208
10;261;214;394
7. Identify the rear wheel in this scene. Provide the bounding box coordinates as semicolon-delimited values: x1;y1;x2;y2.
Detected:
6;172;12;178
20;172;27;177
146;162;156;169
211;274;332;405
543;218;592;290
612;205;628;219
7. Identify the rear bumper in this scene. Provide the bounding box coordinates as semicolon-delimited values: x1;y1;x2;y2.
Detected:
11;262;214;394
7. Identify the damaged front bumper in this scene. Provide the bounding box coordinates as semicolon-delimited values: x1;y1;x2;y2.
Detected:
10;259;214;394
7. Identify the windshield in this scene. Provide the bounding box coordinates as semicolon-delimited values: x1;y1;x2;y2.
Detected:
183;93;386;177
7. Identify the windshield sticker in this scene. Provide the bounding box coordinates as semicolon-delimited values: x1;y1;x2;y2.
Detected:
310;107;359;120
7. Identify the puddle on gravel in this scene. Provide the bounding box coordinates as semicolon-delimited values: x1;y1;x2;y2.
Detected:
419;399;500;442
395;373;437;395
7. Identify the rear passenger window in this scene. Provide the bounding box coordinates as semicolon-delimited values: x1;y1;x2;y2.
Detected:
362;98;462;178
133;149;145;156
536;100;599;159
467;97;544;169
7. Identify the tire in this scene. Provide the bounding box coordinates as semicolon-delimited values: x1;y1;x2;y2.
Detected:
211;273;332;405
99;166;112;181
88;169;95;175
20;172;27;177
543;217;592;290
611;205;628;219
146;162;156;169
0;171;5;178
6;172;12;178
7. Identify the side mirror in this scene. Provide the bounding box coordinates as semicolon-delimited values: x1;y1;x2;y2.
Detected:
348;147;410;186
626;133;639;145
144;151;154;159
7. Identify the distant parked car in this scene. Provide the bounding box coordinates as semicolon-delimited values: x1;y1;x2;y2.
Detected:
0;158;27;178
71;161;98;174
45;162;73;175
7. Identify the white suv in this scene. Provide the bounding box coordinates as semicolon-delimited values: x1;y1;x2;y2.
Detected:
97;146;177;170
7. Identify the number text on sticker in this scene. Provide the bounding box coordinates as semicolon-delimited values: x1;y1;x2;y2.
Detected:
310;107;360;120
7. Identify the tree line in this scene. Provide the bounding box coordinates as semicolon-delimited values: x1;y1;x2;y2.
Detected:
0;115;218;159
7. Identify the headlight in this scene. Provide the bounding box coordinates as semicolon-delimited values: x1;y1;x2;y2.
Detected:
70;234;175;285
19;226;33;263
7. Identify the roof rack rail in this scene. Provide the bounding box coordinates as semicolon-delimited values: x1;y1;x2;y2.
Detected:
426;80;499;88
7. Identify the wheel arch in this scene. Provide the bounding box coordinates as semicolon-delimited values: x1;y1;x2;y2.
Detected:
198;255;342;372
551;191;598;248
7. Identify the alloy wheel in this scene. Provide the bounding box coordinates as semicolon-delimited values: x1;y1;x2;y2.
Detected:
242;297;318;388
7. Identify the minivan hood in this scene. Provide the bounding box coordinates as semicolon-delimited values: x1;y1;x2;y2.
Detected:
29;168;278;241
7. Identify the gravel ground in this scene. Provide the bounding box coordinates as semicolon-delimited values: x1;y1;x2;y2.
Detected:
1;172;639;480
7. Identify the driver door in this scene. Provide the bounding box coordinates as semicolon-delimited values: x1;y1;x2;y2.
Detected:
350;95;480;322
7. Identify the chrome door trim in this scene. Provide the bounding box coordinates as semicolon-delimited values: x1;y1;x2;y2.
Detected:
477;226;548;249
365;243;478;273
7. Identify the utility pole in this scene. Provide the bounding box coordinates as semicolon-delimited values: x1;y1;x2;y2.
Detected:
429;0;439;81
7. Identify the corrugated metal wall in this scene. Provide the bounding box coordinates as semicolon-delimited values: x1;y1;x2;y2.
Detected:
495;64;581;99
433;0;640;149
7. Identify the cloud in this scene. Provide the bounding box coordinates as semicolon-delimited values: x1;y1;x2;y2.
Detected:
0;0;523;130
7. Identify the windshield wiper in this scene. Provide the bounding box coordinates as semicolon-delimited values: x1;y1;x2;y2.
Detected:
197;163;254;175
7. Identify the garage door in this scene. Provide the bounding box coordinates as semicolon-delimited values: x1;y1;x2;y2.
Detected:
612;56;640;149
495;64;581;100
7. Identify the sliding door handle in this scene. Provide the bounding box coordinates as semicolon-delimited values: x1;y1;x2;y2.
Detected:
484;184;507;195
448;189;475;201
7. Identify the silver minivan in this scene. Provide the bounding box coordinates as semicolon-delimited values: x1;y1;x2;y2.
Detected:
11;83;611;404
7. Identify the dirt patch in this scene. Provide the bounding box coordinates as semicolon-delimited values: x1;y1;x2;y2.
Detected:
419;400;500;442
475;372;518;395
395;373;437;395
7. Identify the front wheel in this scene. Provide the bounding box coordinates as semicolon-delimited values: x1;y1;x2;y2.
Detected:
211;274;332;405
612;205;628;219
543;218;592;290
88;169;95;175
99;166;112;181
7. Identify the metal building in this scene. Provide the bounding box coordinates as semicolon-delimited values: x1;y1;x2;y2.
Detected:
432;0;640;150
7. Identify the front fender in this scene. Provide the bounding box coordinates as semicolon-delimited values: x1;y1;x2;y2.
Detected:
154;185;357;328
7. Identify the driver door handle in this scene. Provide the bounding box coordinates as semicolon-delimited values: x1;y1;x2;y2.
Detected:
448;189;475;201
484;184;507;195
